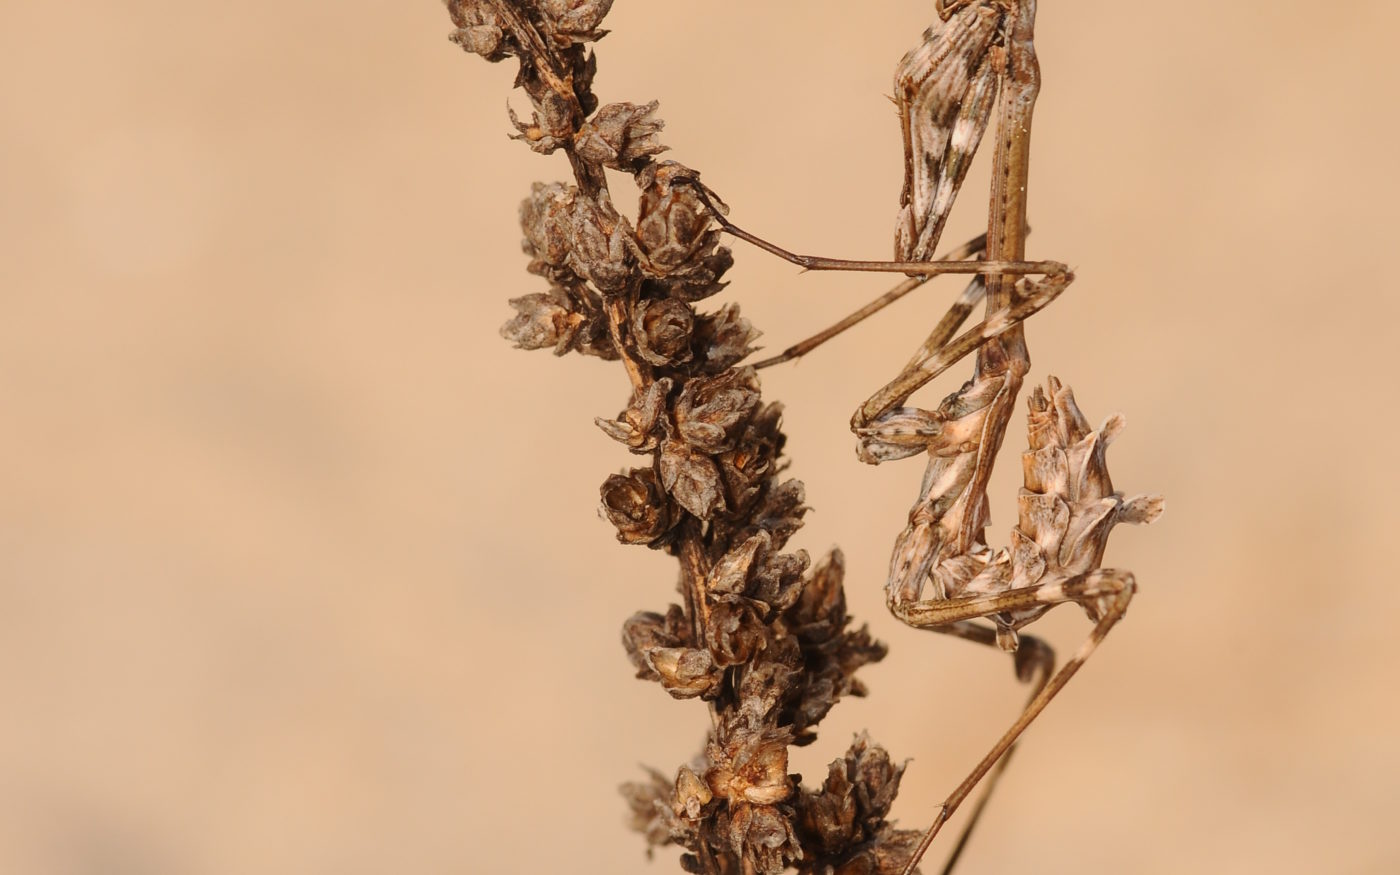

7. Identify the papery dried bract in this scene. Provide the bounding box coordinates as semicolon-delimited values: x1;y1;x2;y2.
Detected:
709;533;767;596
749;548;809;614
565;191;638;293
519;181;579;281
706;530;808;614
576;101;668;170
501;285;617;359
445;1;513;62
693;303;759;373
674;765;715;820
783;553;887;743
601;468;674;545
727;802;803;875
659;438;727;520
636;163;733;299
637;162;713;268
596;377;672;452
540;0;614;43
736;644;802;727
789;550;848;643
624;607;723;698
675;367;761;454
706;597;767;666
633;297;695;366
744;478;806;550
803;736;897;851
500;290;577;352
621;765;695;853
668;248;735;303
649;647;724;698
714;407;788;524
507;103;570;155
706;724;793;807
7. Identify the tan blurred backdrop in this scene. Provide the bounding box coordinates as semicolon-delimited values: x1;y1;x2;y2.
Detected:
2;1;1397;873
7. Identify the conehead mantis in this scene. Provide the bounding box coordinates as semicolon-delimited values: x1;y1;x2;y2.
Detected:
679;2;1162;872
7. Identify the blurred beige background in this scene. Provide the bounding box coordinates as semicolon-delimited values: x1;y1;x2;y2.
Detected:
2;1;1397;873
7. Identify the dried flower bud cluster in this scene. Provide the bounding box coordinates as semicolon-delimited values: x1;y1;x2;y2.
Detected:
446;1;917;871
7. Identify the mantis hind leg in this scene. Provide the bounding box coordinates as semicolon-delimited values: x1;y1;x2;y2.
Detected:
911;620;1056;875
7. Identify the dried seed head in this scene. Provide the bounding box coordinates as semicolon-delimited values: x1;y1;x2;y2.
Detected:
635;163;732;298
499;285;617;359
668;247;734;303
637;162;711;268
692;303;759;373
507;103;571;155
519;183;640;292
596;377;672;452
788;549;848;644
708;533;767;596
798;736;905;856
706;531;808;614
735;642;802;728
632;297;695;366
539;0;614;43
621;765;695;852
727;802;803;875
846;738;902;824
784;623;886;742
791;658;881;742
705;597;767;666
600;467;674;545
706;725;793;807
748;548;809;614
675;367;762;454
575;101;668;170
499;290;579;352
623;608;723;699
445;1;513;62
648;646;724;699
729;475;804;551
709;400;788;520
565;191;638;294
621;605;690;654
519;181;578;281
782;553;888;742
673;765;714;820
659;437;726;520
824;827;925;875
454;0;903;867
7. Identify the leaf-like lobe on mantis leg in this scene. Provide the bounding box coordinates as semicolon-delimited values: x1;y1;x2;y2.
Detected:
950;377;1164;632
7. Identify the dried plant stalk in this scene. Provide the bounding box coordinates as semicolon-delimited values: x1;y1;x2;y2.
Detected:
445;2;922;872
